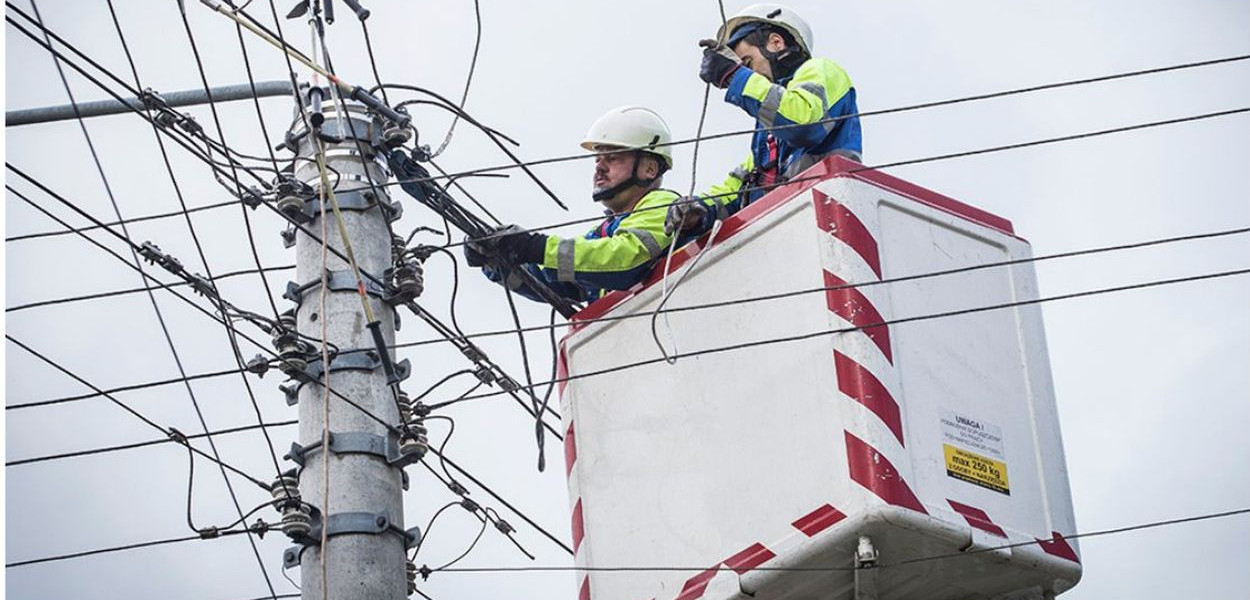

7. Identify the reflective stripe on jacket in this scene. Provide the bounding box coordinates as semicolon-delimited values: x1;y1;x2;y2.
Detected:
486;189;678;303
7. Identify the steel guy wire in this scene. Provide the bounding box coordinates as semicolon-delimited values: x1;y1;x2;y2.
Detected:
427;506;1250;575
398;224;1250;350
433;266;1250;408
5;264;297;314
6;175;403;437
7;420;298;468
363;54;1250;192
28;8;281;590
5;334;273;491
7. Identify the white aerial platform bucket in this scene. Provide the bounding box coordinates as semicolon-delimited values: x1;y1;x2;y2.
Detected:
557;156;1081;600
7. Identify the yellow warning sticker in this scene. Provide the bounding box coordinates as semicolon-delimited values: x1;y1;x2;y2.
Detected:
944;444;1010;495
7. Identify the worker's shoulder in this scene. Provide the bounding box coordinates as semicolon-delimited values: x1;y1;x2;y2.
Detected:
639;188;681;206
794;56;852;80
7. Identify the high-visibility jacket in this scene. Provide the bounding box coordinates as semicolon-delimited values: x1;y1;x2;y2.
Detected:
485;189;678;304
696;57;862;232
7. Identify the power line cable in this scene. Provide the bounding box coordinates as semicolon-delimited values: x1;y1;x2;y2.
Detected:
6;198;239;243
400;224;1250;348
5;334;272;490
426;506;1250;575
435;266;1250;408
5;264;296;314
427;0;482;159
7;420;297;467
29;6;279;594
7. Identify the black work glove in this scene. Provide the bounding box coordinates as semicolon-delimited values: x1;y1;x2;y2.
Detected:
664;197;709;235
698;39;742;88
493;225;548;266
463;236;489;267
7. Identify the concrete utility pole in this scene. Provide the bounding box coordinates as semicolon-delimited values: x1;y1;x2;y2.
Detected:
276;93;420;600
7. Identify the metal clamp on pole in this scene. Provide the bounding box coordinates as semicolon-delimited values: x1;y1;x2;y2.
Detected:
286;430;427;469
282;512;421;567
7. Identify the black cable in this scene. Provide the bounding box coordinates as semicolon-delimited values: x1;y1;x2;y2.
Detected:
363;48;1250;192
422;246;469;338
436;266;1250;407
6;199;238;243
428;513;488;573
503;282;545;471
372;82;568;210
427;0;482;159
412;369;478;404
401;223;1250;348
429;506;1250;574
7;365;248;411
427;448;574;556
6;264;296;314
5;335;271;490
5;523;275;569
30;8;278;593
411;501;461;560
6;174;403;436
7;420;297;467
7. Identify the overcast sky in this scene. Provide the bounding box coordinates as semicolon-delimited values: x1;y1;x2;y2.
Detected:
4;0;1249;599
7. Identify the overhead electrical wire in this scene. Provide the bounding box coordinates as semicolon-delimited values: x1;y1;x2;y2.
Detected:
6;198;239;243
397;224;1250;349
6;420;297;468
28;6;280;595
426;506;1250;575
5;334;272;491
433;266;1250;408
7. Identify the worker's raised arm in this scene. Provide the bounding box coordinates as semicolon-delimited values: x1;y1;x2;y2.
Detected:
725;58;854;148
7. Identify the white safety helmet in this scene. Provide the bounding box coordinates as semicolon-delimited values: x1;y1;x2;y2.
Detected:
718;4;814;57
580;105;673;169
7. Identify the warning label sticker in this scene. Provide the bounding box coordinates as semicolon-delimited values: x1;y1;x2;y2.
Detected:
940;409;1004;458
944;444;1010;495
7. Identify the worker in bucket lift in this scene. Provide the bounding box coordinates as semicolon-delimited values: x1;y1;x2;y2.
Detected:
666;3;863;238
465;106;680;304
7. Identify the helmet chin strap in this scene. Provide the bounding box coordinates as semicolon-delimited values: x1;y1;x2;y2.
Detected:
592;150;659;203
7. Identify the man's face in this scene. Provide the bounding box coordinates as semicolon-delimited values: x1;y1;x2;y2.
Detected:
593;147;637;201
732;32;787;82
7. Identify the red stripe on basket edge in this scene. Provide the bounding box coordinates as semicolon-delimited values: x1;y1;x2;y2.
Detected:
792;503;848;537
947;499;1007;538
579;575;591;600
1036;531;1080;563
823;271;893;363
571;498;585;554
812;189;882;279
834;351;904;446
723;542;776;575
845;431;927;514
565;421;577;476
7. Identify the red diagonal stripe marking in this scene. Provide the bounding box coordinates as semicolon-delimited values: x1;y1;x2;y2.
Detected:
565;421;577;476
674;567;719;600
1036;531;1080;563
823;271;893;363
723;542;776;575
557;343;570;397
834;351;904;446
813;189;882;278
571;498;585;554
845;431;927;514
792;503;847;537
947;499;1007;538
578;575;591;600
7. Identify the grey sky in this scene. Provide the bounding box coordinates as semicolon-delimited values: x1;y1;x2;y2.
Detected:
5;1;1249;599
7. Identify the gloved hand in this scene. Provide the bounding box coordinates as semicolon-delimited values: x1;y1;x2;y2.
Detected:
665;198;710;235
463;236;489;267
698;39;742;88
469;225;548;267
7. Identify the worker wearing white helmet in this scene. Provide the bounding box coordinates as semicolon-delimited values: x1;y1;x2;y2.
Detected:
667;4;863;237
466;106;680;304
